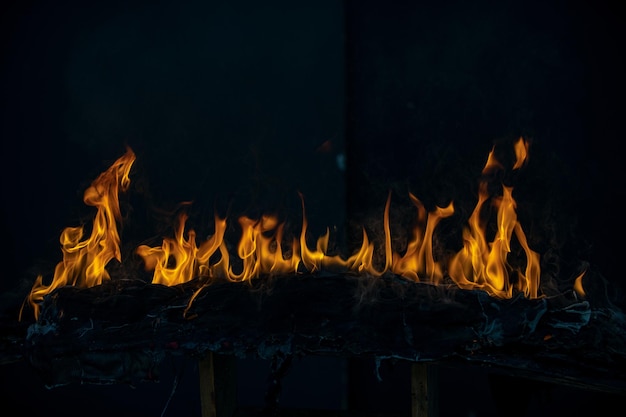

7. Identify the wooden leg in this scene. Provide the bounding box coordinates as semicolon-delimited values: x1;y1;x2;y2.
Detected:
412;363;438;417
199;353;217;417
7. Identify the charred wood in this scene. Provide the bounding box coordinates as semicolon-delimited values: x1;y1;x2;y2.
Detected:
2;273;626;393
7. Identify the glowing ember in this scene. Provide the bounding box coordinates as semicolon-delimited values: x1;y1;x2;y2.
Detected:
22;137;582;320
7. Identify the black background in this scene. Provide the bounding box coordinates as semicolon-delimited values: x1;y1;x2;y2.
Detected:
1;0;625;416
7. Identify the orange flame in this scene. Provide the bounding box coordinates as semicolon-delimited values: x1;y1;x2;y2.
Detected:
22;147;136;320
573;271;586;298
448;139;540;298
24;137;567;320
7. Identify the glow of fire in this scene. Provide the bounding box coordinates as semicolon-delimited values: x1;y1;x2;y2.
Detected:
23;137;582;320
22;147;135;320
447;141;541;298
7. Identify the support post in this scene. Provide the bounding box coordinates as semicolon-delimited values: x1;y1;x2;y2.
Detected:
412;363;438;417
199;352;217;417
199;352;238;417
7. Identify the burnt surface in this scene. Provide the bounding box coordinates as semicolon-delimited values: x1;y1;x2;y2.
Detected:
5;273;623;394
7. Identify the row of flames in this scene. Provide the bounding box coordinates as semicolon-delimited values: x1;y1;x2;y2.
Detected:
23;137;586;320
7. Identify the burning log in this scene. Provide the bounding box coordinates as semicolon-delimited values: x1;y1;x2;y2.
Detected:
14;272;626;394
1;137;623;414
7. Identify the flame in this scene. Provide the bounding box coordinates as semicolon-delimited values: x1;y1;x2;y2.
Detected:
24;137;569;320
391;194;454;283
573;271;586;298
448;138;540;298
22;147;136;320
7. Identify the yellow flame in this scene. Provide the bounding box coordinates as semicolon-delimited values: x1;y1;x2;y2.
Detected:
391;194;454;283
448;137;540;298
22;147;135;320
25;137;575;320
513;136;529;170
136;212;200;286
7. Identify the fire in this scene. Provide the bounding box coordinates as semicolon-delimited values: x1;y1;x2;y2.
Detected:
22;147;135;320
447;142;540;298
22;137;575;320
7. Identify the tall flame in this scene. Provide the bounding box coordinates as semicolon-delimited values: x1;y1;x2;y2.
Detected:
448;140;540;298
23;137;572;320
22;147;136;320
